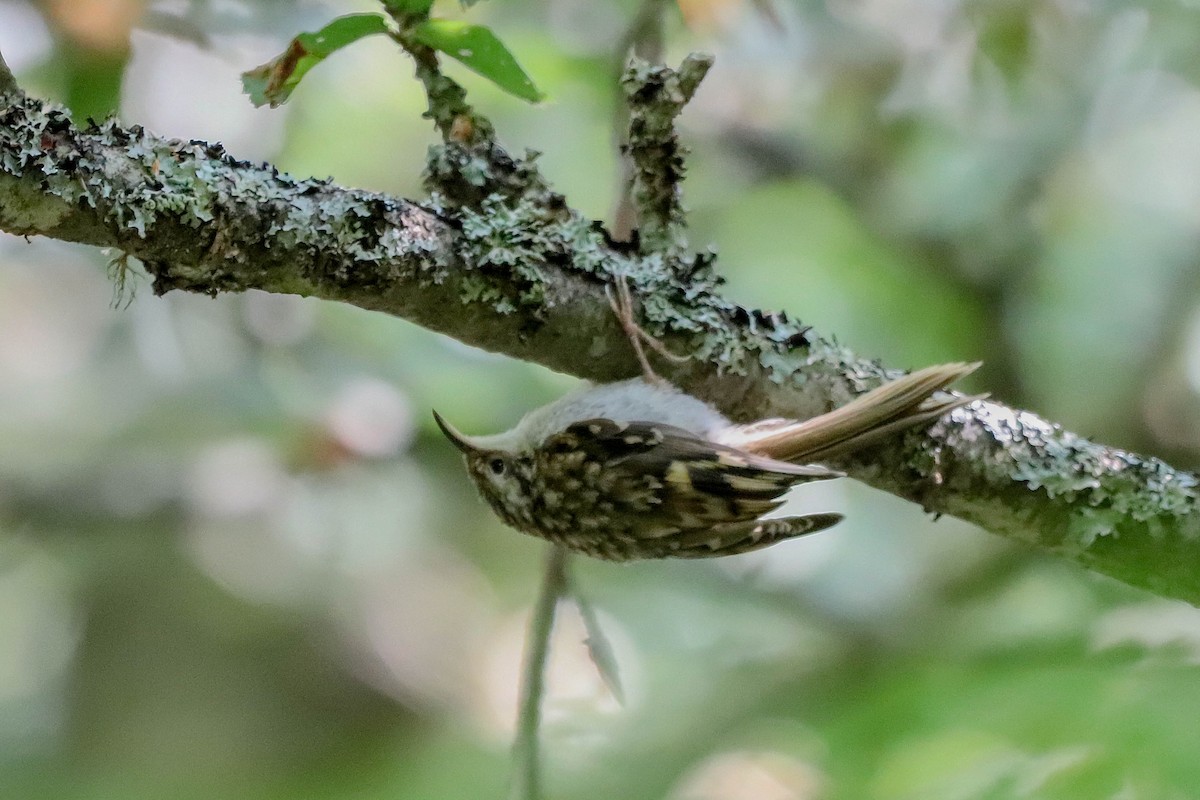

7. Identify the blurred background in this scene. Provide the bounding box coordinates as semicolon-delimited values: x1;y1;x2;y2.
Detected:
4;0;1200;797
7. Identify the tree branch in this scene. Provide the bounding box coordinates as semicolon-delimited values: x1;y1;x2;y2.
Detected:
2;65;1199;603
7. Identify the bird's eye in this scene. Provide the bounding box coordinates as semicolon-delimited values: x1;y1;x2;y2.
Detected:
488;457;506;475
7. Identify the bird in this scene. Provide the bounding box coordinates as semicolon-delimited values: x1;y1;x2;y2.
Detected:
434;362;979;561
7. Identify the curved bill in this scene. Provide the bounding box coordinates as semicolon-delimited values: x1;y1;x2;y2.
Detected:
432;410;480;454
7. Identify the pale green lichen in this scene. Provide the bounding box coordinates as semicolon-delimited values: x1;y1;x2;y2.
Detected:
934;402;1200;551
443;179;819;377
0;96;453;300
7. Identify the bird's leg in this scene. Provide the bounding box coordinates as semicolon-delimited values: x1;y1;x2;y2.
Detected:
605;274;687;383
606;274;657;382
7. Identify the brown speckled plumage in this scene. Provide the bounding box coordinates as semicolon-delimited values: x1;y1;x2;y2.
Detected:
435;363;980;561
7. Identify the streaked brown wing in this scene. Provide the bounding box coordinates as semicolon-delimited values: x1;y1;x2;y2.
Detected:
544;419;841;534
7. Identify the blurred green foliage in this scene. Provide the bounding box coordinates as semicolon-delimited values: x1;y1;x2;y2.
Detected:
5;0;1200;798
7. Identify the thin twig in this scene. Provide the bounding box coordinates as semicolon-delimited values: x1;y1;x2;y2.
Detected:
565;571;625;705
510;545;570;800
610;0;670;240
618;53;712;254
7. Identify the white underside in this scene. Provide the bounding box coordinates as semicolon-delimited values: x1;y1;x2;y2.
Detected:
469;379;734;453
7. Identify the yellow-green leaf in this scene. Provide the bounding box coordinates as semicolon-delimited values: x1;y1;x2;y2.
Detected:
242;14;391;108
413;19;543;103
381;0;434;15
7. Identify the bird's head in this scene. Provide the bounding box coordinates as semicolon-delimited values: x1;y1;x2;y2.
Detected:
432;410;532;528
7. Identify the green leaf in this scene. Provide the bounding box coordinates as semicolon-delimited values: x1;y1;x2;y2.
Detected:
241;14;391;108
381;0;435;14
413;19;543;102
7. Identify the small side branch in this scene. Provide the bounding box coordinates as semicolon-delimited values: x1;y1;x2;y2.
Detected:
511;546;570;800
620;53;713;254
610;0;672;241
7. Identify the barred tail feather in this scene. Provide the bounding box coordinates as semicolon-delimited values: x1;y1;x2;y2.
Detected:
670;513;844;558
